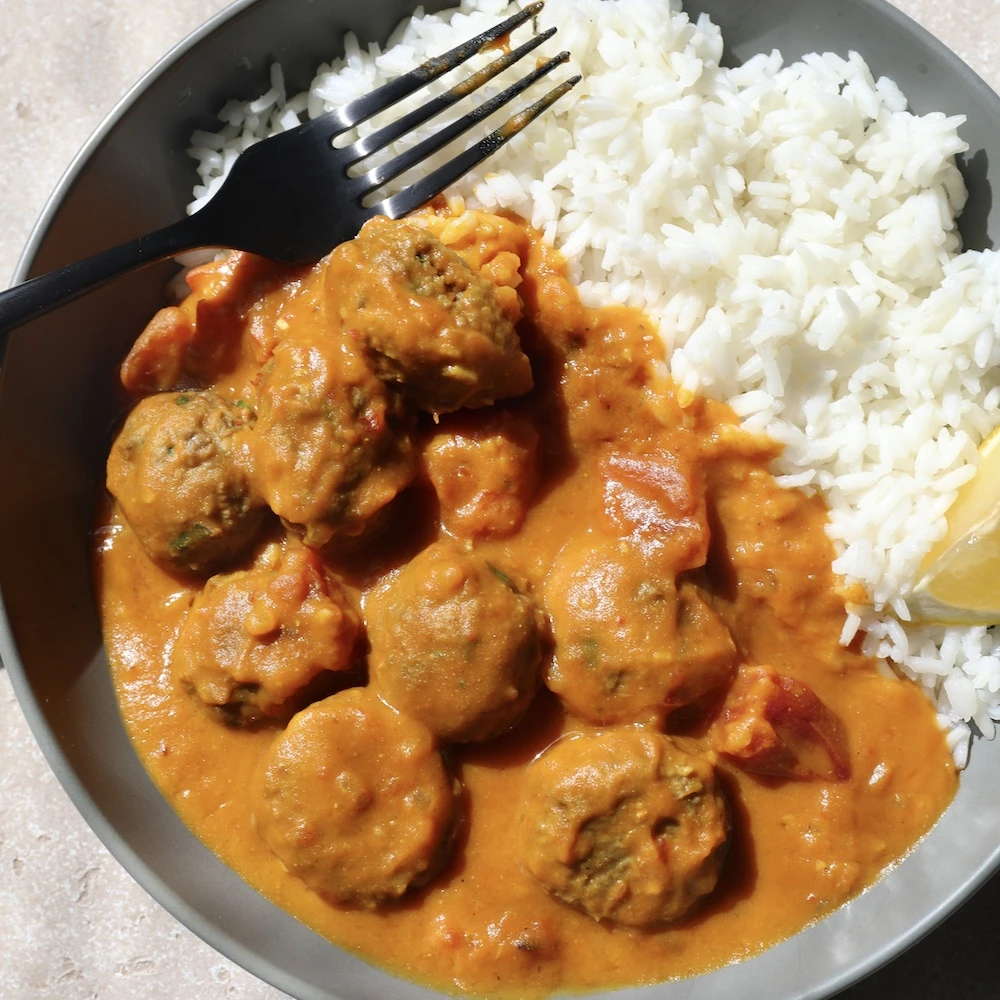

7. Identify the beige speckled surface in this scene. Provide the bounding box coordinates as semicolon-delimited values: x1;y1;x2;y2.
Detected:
2;2;1000;999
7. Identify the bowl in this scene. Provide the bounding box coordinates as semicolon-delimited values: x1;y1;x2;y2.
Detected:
3;1;1000;998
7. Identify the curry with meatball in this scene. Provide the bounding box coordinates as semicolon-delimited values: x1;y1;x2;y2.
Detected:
95;206;955;997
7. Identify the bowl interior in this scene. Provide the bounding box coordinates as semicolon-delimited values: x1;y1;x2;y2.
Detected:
3;1;1000;998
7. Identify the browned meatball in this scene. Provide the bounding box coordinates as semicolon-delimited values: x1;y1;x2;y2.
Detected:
543;536;736;725
106;391;264;574
367;541;543;743
518;730;729;927
423;411;539;539
244;332;416;548
326;216;533;414
172;541;360;726
252;687;457;906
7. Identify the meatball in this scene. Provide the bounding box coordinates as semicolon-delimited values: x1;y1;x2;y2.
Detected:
244;331;416;548
518;730;729;927
423;411;539;539
326;216;533;414
252;687;457;906
106;391;264;574
367;541;543;743
543;535;736;725
172;541;361;726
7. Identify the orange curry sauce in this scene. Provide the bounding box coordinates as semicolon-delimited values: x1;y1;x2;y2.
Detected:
95;208;955;997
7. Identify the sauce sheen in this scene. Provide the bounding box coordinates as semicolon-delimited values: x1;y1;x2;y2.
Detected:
96;209;955;998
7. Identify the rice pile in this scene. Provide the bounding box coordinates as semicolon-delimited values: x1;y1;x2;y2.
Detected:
188;0;1000;765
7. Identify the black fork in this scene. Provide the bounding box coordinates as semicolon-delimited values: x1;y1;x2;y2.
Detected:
0;1;579;337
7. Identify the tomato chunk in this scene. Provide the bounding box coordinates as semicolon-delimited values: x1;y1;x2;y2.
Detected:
423;411;539;540
119;306;196;394
600;451;708;572
711;666;850;780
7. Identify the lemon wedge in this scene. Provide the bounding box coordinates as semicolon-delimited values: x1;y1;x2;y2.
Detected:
909;426;1000;624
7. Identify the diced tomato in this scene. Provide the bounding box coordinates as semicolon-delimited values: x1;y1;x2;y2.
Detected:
711;666;850;780
600;451;709;572
119;306;195;394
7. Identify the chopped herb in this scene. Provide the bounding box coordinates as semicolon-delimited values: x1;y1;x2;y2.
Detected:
169;522;212;552
234;399;250;409
487;563;517;591
580;636;600;668
231;681;261;703
603;669;624;693
349;386;369;414
176;394;191;405
636;580;668;603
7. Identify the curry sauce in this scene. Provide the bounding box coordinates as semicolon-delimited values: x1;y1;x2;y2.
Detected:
95;208;955;997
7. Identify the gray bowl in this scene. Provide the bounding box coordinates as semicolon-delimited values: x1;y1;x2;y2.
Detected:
2;1;999;998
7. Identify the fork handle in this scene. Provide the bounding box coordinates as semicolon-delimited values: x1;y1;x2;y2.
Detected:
0;213;212;344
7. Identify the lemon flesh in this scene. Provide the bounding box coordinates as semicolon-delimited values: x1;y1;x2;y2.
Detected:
909;428;1000;625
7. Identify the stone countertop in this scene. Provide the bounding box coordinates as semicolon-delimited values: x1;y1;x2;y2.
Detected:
2;2;1000;998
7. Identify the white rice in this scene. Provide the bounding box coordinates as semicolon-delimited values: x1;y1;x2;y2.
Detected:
188;0;1000;766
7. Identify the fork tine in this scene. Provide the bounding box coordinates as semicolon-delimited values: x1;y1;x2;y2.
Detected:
341;26;558;166
379;75;581;220
327;1;545;134
352;51;570;196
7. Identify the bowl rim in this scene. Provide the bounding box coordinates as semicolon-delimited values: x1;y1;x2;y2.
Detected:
3;9;337;999
4;0;1000;998
8;0;246;287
